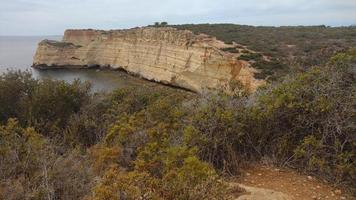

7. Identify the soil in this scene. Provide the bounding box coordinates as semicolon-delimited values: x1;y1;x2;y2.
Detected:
229;164;355;200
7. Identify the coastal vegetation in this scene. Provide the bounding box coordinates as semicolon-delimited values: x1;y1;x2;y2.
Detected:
0;48;355;199
173;24;356;80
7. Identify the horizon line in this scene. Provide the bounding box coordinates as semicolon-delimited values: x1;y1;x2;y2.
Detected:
1;23;355;36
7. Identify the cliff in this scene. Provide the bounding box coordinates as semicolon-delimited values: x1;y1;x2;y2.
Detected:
32;27;264;92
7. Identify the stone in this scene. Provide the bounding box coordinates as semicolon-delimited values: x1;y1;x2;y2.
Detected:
236;184;292;200
32;27;265;93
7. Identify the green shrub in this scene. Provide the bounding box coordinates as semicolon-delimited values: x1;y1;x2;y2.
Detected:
89;124;226;200
252;59;287;80
221;47;239;53
27;79;91;137
238;52;262;61
0;70;37;124
64;93;111;148
0;71;92;140
252;49;356;186
0;118;55;199
0;119;95;200
184;93;242;174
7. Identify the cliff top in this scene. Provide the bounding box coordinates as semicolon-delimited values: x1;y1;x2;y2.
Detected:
61;27;243;54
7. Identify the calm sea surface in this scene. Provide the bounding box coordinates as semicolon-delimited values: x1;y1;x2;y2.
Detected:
0;36;151;92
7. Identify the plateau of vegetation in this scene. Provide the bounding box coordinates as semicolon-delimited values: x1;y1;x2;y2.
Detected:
173;24;356;80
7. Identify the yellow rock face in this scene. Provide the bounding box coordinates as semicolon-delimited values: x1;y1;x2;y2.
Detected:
33;27;264;92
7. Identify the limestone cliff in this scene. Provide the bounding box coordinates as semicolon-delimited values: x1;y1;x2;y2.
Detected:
32;27;264;92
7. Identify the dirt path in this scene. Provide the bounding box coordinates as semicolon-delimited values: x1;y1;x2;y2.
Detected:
230;164;355;200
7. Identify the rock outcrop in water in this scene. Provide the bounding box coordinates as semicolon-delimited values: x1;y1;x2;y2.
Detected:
32;27;264;92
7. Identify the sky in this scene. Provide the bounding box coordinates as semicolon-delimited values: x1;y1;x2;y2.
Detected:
1;0;356;35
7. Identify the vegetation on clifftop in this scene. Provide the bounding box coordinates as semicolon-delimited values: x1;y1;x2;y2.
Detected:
173;24;356;80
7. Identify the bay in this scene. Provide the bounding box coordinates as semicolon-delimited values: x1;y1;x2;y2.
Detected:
0;36;152;92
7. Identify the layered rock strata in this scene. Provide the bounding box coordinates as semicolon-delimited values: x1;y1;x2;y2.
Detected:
33;27;264;92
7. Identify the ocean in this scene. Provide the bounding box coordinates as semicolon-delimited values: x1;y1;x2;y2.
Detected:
0;36;150;92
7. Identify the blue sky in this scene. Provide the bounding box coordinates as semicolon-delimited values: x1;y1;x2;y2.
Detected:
1;0;356;35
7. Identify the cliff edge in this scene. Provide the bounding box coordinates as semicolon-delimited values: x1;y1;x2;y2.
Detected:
32;27;264;92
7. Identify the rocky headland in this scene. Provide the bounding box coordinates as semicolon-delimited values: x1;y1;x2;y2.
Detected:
32;27;264;92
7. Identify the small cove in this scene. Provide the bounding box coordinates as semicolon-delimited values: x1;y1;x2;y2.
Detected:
0;36;161;92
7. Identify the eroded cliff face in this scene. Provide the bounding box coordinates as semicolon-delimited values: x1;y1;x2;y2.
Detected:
33;27;264;92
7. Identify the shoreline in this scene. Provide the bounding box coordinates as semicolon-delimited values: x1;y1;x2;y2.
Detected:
31;64;197;93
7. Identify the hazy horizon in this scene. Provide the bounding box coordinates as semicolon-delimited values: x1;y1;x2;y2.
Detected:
1;0;356;36
1;23;355;37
